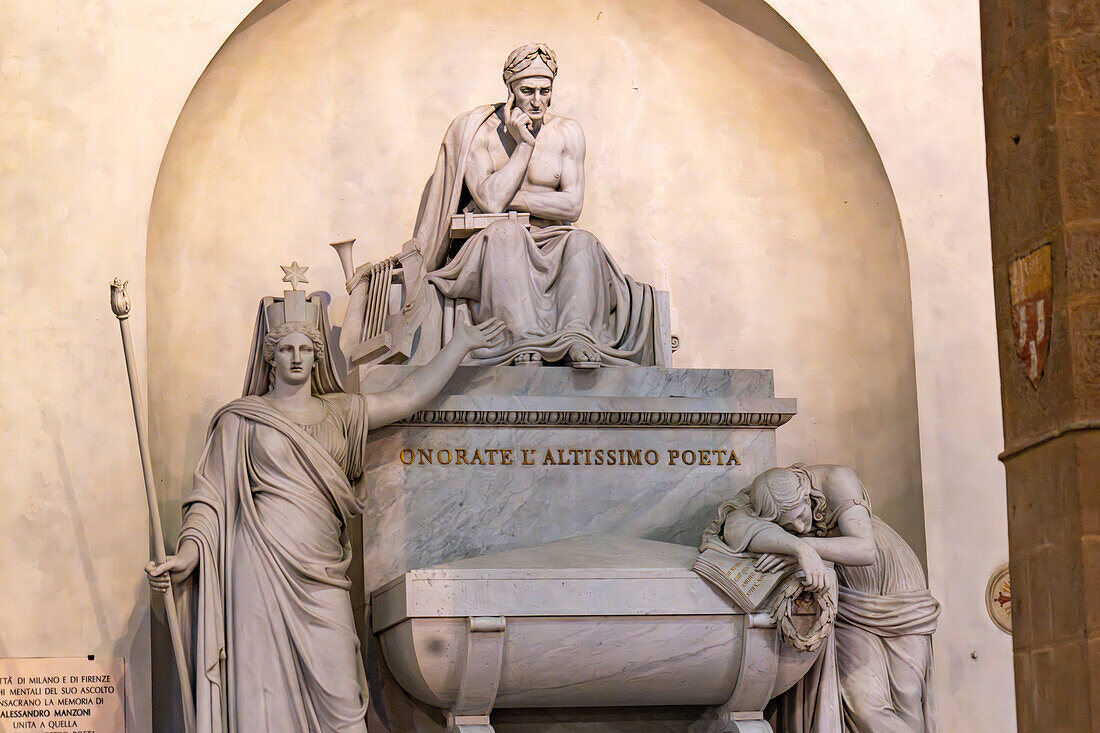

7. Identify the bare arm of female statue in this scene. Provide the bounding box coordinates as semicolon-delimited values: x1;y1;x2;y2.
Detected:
147;317;507;593
748;505;874;582
739;465;876;578
727;522;831;593
798;510;875;566
798;465;876;567
364;316;506;429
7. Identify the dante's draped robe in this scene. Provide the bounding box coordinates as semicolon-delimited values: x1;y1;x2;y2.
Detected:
413;105;656;365
176;394;370;733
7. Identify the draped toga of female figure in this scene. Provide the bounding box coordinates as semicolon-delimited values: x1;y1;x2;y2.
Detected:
701;463;940;733
146;287;504;732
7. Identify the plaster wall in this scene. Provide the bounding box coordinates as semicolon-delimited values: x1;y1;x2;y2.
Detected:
0;4;255;730
0;1;1012;731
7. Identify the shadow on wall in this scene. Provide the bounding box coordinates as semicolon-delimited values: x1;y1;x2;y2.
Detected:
41;404;113;644
39;403;152;733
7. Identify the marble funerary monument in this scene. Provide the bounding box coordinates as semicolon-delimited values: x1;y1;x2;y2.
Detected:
147;44;937;733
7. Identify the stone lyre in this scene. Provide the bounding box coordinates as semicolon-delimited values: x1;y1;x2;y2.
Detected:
331;239;398;356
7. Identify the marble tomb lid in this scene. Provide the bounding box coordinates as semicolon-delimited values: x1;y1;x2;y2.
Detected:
371;535;739;633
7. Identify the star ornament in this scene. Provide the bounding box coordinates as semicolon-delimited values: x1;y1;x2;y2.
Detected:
280;261;309;290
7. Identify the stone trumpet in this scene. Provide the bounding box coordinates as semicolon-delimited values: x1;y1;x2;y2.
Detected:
330;238;357;286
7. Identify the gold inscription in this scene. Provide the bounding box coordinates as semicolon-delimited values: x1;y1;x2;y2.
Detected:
398;447;740;467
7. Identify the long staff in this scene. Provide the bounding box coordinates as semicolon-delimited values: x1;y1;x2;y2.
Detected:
110;278;196;733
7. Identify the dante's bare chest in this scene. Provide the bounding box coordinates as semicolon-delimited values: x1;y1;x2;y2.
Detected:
483;122;565;189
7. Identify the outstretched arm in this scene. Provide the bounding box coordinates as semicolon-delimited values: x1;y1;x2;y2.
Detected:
364;317;506;429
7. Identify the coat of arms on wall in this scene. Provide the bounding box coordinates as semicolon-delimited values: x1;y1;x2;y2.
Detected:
1009;244;1052;388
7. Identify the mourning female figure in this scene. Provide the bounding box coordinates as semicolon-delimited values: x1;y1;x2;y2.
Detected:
146;295;505;732
701;463;940;733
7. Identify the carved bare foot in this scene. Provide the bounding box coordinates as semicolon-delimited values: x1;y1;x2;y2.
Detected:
568;342;601;369
512;352;543;366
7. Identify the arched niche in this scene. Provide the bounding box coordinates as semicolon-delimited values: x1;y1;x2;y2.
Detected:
147;0;923;558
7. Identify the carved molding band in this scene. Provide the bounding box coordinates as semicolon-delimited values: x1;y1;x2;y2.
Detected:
397;410;794;428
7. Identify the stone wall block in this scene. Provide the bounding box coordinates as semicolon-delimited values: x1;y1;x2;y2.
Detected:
1055;115;1100;221
1067;301;1100;414
982;0;1053;72
1046;443;1075;530
1007;467;1043;549
1081;534;1100;633
1047;261;1078;417
1013;649;1037;730
986;122;1061;254
1089;636;1100;732
1027;550;1056;643
1050;537;1086;640
1049;0;1100;37
984;47;1061;249
1005;440;1081;636
1065;224;1100;293
986;43;1058;127
1078;432;1100;535
1038;641;1092;730
1051;32;1100;116
1043;459;1080;646
1009;547;1034;647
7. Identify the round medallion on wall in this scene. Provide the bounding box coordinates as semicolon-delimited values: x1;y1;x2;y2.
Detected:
985;563;1012;634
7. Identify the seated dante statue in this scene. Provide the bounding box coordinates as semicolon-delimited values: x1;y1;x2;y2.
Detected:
407;43;657;367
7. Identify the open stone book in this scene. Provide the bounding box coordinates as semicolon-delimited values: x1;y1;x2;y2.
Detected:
693;546;802;612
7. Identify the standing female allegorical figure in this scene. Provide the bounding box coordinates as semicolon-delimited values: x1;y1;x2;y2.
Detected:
147;285;504;732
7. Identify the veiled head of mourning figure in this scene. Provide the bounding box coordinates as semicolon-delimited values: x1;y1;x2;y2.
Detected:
503;43;558;123
263;321;326;390
746;467;814;535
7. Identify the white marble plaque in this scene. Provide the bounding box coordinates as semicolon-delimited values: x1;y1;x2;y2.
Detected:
0;658;124;733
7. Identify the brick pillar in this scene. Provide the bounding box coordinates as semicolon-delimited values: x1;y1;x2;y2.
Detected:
982;1;1100;729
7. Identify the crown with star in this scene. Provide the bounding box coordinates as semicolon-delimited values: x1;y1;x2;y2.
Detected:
264;261;321;327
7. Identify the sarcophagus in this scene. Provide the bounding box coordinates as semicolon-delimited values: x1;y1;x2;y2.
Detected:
372;535;830;733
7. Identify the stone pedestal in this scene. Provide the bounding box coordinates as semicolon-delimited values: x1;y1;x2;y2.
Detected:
357;365;794;732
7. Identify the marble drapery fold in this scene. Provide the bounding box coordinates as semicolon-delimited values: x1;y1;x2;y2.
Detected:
175;394;370;733
832;516;938;733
